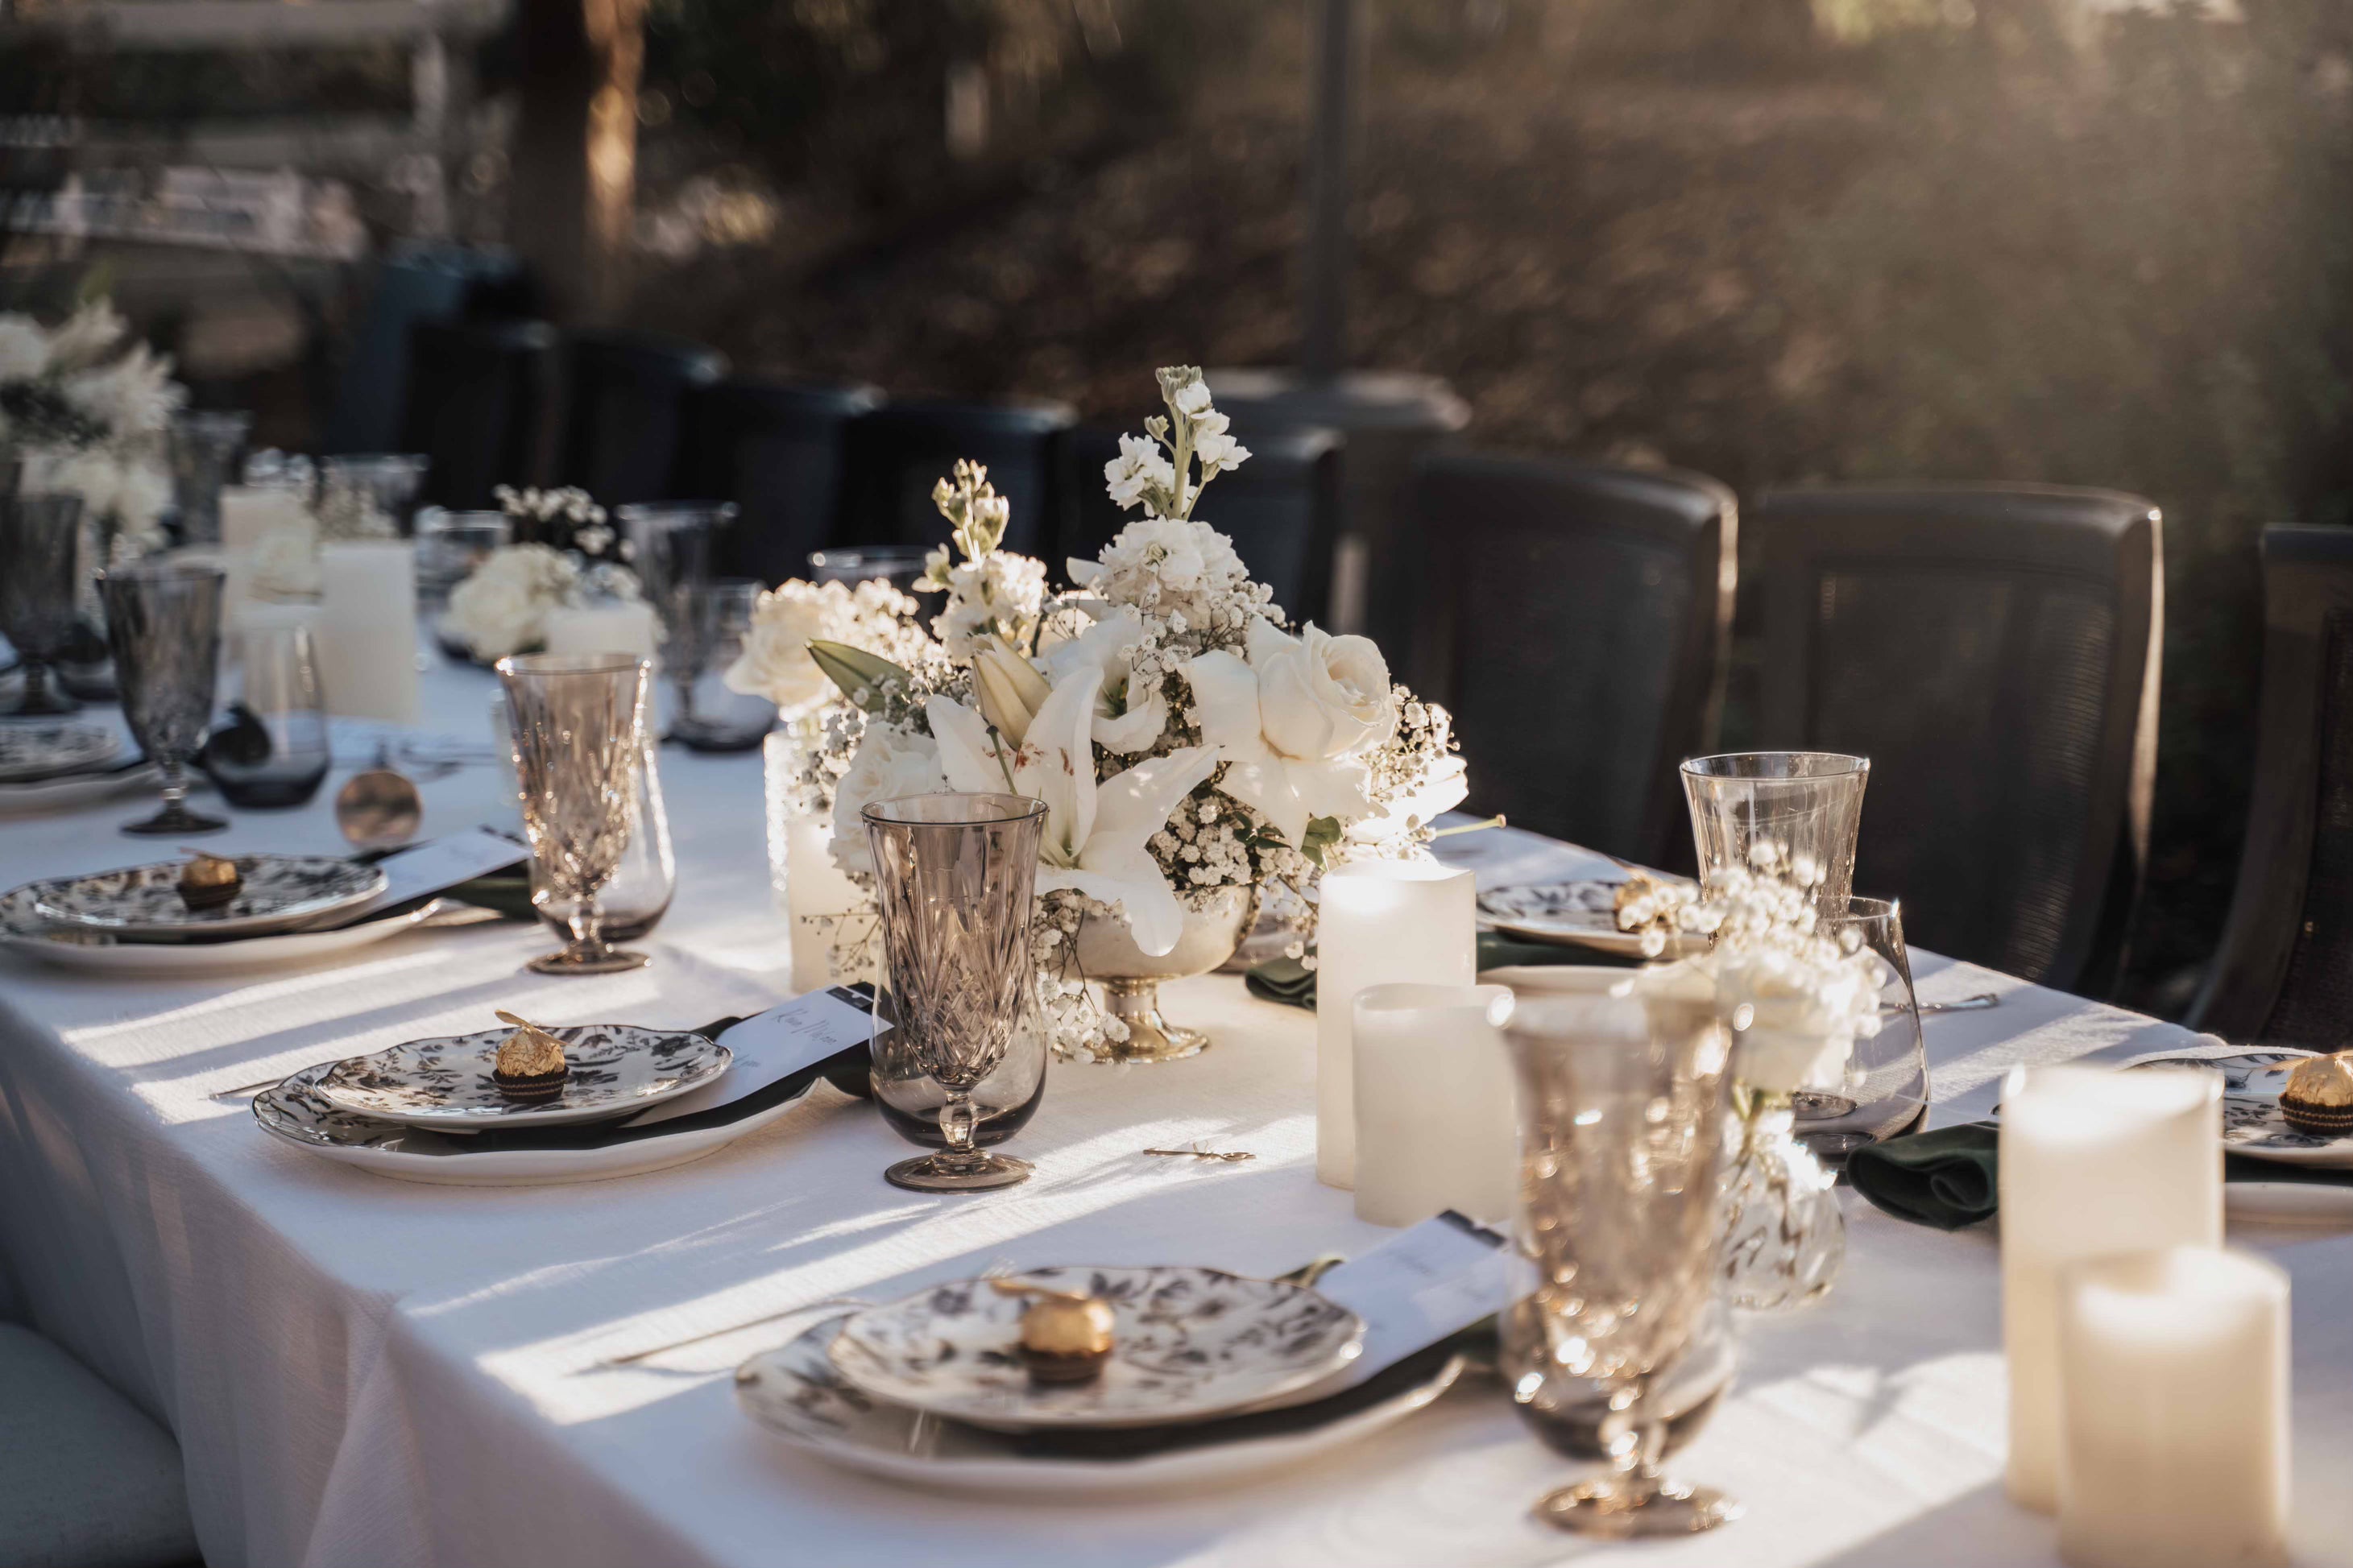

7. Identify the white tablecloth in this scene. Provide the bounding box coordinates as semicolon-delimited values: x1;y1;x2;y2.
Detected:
2;657;2349;1568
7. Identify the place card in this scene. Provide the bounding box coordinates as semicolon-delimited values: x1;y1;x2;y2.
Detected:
1283;1210;1510;1397
625;986;885;1128
338;826;529;925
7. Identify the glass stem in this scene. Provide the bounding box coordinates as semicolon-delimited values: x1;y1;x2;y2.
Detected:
569;890;607;958
159;756;187;808
938;1091;980;1165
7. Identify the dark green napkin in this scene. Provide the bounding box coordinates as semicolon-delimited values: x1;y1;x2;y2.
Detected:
1245;931;1640;1010
1849;1121;2353;1230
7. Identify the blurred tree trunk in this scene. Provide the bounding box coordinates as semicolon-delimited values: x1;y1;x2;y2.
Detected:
509;0;643;322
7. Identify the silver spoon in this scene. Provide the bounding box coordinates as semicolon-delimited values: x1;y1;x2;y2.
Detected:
336;742;422;850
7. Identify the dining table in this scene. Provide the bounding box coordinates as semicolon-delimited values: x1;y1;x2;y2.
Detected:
2;652;2349;1568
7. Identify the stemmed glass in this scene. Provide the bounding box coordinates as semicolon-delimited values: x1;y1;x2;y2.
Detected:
496;653;653;974
1680;751;1870;921
808;545;933;594
168;410;251;546
204;616;332;809
98;559;229;835
863;792;1050;1193
1498;983;1742;1537
0;492;86;717
669;578;776;751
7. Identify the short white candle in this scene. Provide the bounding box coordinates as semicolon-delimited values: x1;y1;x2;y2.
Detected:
2055;1247;2289;1568
764;730;868;994
2000;1064;2222;1512
315;540;420;723
1351;983;1517;1227
1314;860;1477;1189
219;486;310;553
542;601;661;662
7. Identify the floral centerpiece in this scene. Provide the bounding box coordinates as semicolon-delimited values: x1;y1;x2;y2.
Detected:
0;298;183;564
775;366;1467;1061
440;486;644;660
1618;844;1887;1309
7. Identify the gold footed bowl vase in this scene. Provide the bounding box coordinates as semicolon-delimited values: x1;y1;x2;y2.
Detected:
1074;886;1258;1064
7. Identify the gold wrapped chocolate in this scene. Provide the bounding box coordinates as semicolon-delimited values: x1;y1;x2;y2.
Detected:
994;1281;1116;1383
2280;1053;2353;1136
176;851;242;910
490;1010;570;1101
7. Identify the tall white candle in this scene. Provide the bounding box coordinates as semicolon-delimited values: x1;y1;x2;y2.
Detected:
2057;1247;2289;1568
2000;1064;2222;1512
219;486;310;553
543;601;661;662
764;730;867;994
1352;983;1518;1227
315;540;420;723
1315;860;1477;1189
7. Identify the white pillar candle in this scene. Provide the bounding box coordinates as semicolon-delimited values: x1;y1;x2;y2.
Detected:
543;601;661;662
764;730;866;994
2056;1247;2289;1568
1351;983;1518;1227
219;486;311;553
1315;860;1477;1189
1999;1064;2222;1512
315;540;420;723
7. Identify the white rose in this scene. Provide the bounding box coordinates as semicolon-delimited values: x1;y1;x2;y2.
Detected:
443;567;548;660
724;581;840;718
1246;616;1397;762
829;726;949;876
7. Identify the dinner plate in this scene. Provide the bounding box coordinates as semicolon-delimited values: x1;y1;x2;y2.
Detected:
0;762;162;817
739;1313;1460;1496
254;1056;811;1185
2121;1045;2353;1169
828;1266;1365;1432
26;854;386;939
0;722;119;783
312;1024;732;1128
0;887;493;974
1477;879;1703;959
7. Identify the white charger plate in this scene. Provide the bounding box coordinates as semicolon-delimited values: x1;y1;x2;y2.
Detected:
0;763;161;817
253;1057;814;1185
312;1024;732;1128
0;887;491;974
2121;1045;2353;1169
739;1313;1460;1497
27;854;386;939
1477;879;1704;959
828;1266;1365;1432
0;722;119;783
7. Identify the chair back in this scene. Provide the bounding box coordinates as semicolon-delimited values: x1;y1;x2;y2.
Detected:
842;399;1074;556
1418;453;1736;868
399;317;556;509
681;379;881;585
1061;427;1341;618
1754;484;2162;991
2192;525;2353;1045
554;329;727;505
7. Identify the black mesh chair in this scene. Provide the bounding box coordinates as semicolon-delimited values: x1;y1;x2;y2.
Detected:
2190;526;2353;1046
841;399;1074;556
399;317;556;509
1417;453;1736;868
1062;427;1342;619
1754;485;2163;992
553;329;729;505
681;378;882;585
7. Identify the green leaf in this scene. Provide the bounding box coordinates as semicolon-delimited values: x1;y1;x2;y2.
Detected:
1299;816;1344;869
808;640;911;714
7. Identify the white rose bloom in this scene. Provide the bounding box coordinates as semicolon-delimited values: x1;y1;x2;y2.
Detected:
441;544;575;659
0;316;48;382
828;725;949;876
724;580;843;718
1250;618;1397;760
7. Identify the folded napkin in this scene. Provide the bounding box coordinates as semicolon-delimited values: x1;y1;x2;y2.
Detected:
1245;931;1639;1010
1848;1122;2353;1230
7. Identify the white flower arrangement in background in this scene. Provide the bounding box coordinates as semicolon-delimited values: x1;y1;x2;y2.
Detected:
438;487;643;660
794;366;1466;1059
724;577;938;722
0;298;184;561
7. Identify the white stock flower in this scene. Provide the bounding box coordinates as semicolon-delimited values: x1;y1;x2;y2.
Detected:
43;300;127;371
926;668;1217;955
31;448;171;534
1184;618;1396;846
827;725;949;876
1193;427;1250;474
931;550;1046;660
1172;378;1214;416
60;344;180;437
1104;433;1175;512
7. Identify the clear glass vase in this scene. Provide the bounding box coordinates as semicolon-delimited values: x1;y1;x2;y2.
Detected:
1719;1090;1847;1312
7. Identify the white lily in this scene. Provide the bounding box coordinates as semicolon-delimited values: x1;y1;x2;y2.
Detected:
926;667;1216;956
1042;606;1168;754
972;633;1051;746
1183;618;1383;847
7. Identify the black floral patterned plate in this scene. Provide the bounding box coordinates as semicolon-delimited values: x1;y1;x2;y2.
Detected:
311;1023;731;1129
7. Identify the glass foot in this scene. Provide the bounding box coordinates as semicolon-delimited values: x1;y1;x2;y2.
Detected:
884;1151;1033;1193
1099;978;1211;1063
123;802;227;835
527;945;650;975
1535;1475;1740;1538
668;721;770;754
